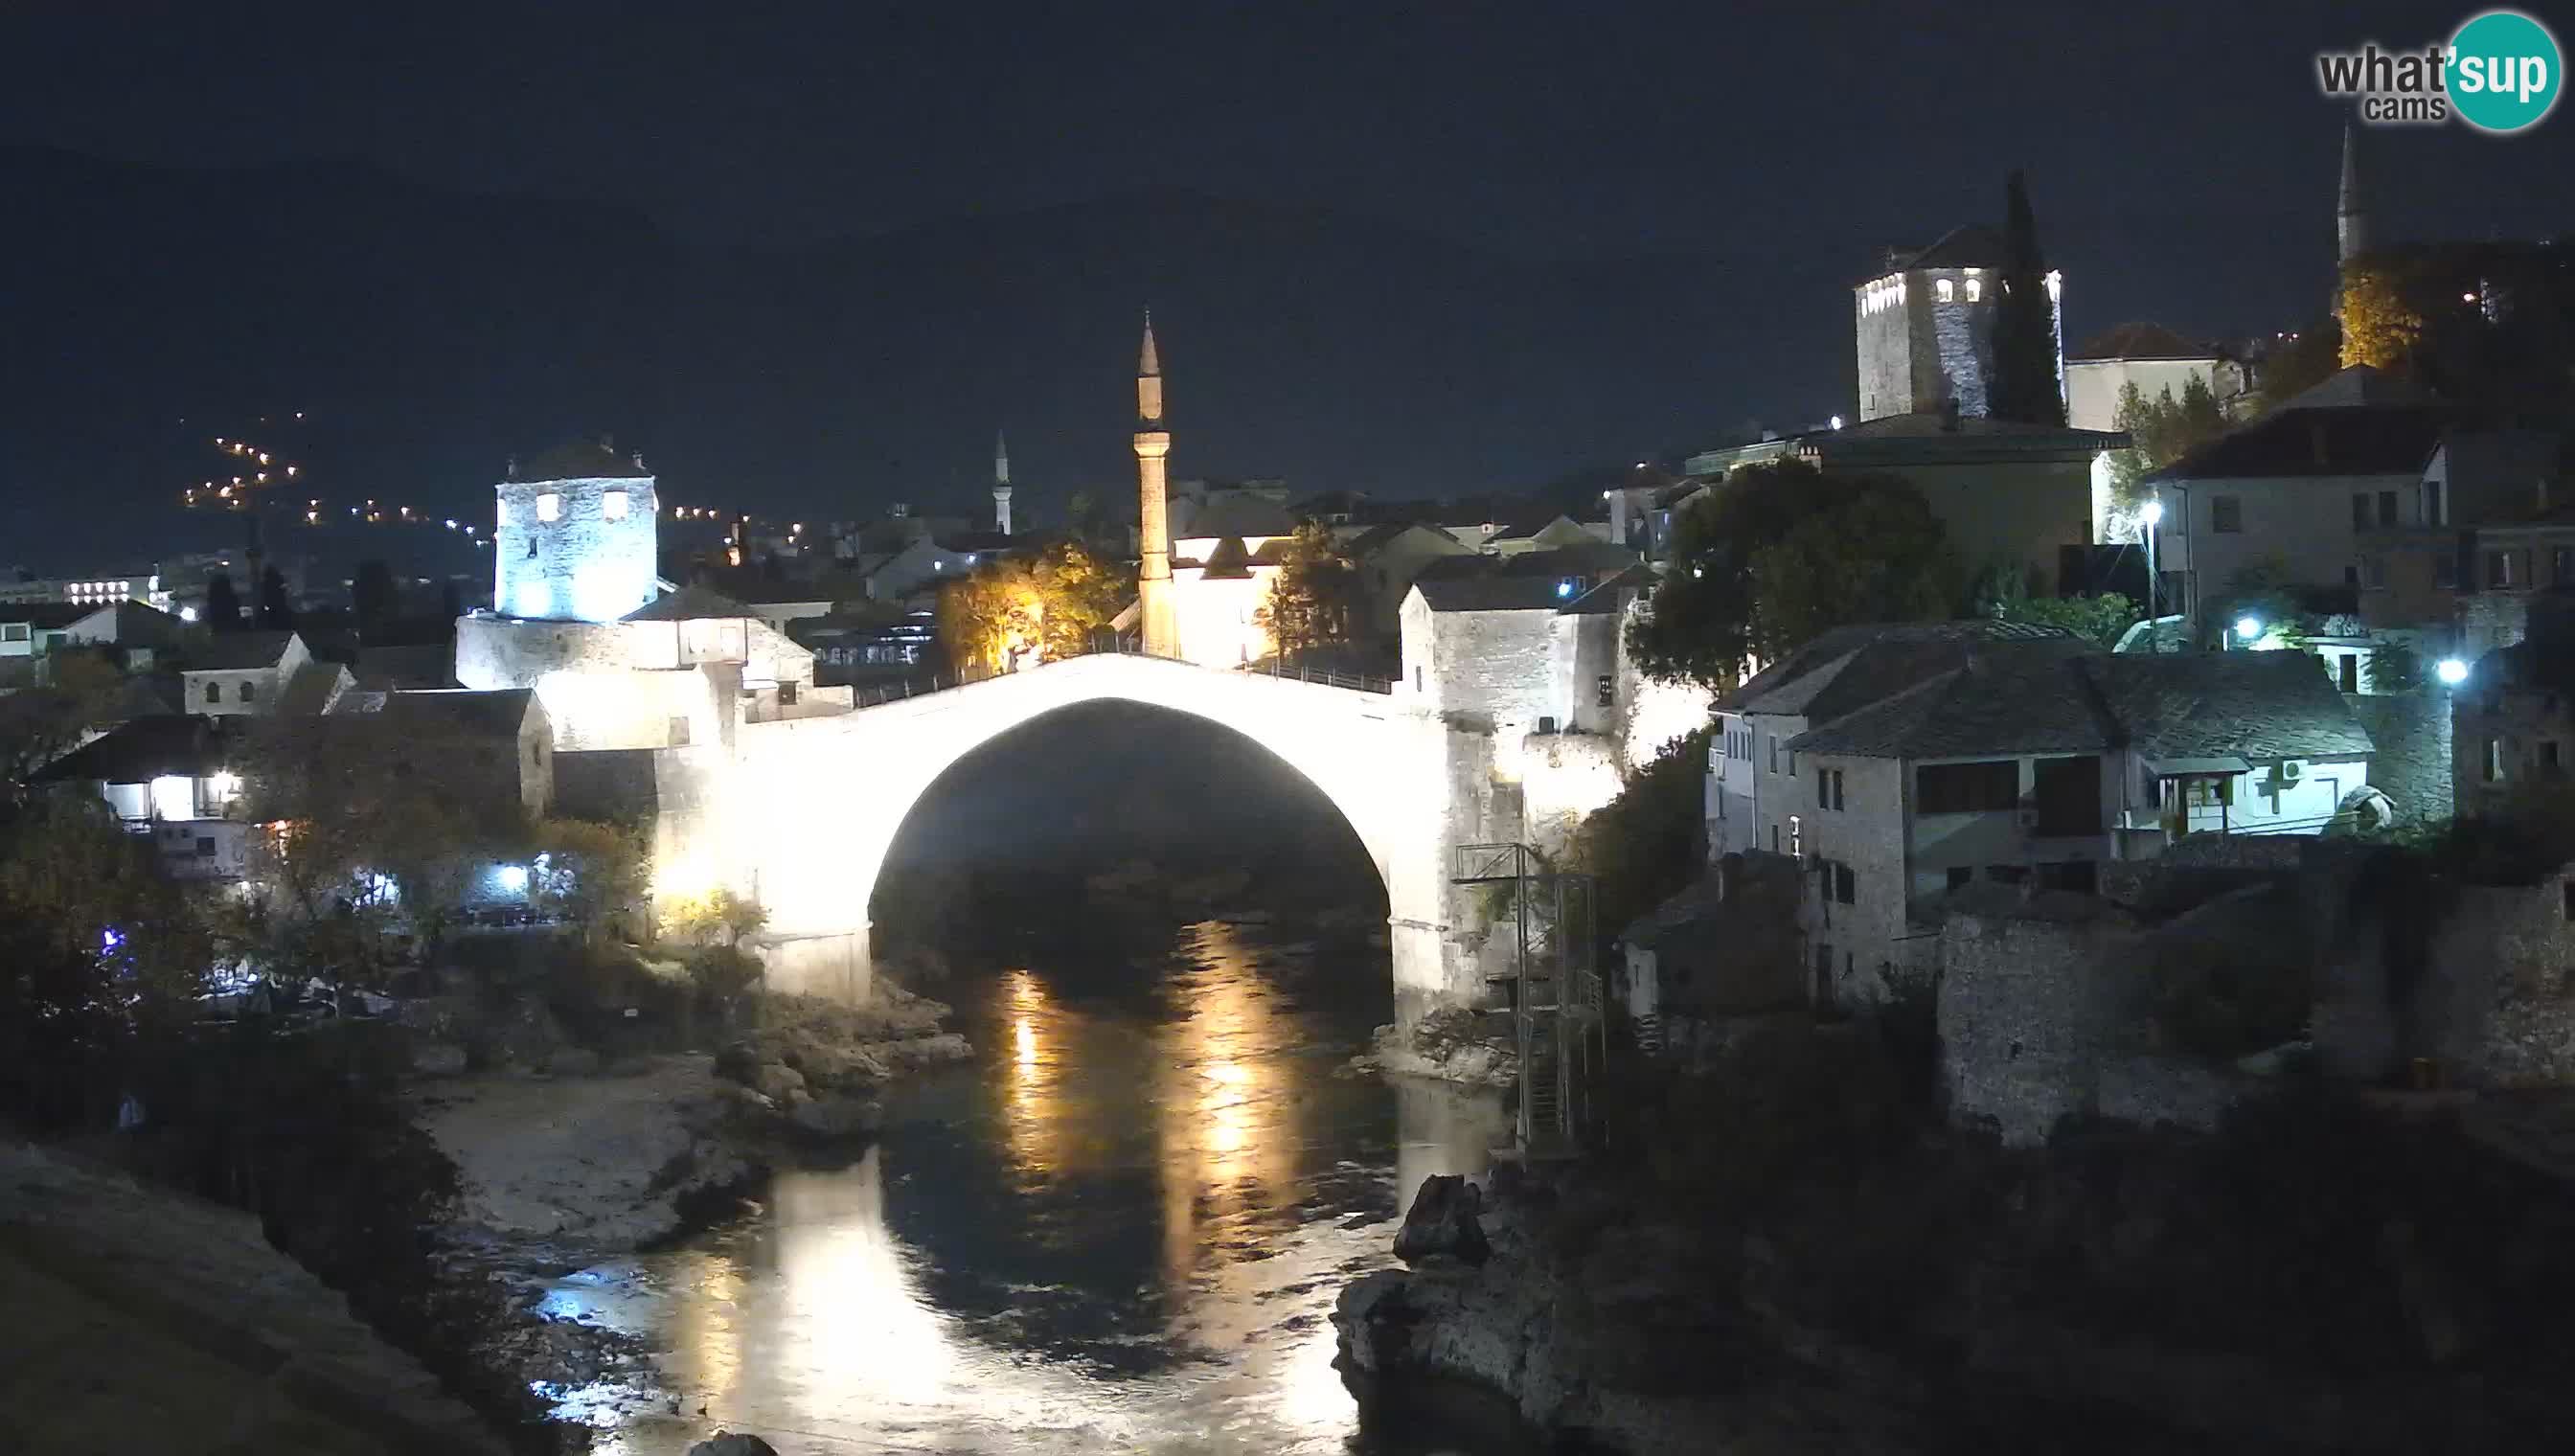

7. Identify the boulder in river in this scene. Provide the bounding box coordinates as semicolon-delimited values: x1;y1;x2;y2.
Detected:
1392;1173;1491;1268
688;1434;780;1456
788;1092;883;1142
410;1040;468;1078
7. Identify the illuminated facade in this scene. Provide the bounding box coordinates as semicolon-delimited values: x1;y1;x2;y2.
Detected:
492;440;661;624
1134;314;1180;658
1854;226;2062;423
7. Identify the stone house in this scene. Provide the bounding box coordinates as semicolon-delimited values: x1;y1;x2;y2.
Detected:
178;630;325;717
1343;521;1474;639
2453;628;2575;817
1616;852;1804;1051
353;688;557;821
36;715;255;880
493;440;660;625
1780;647;2374;1007
2063;322;2248;435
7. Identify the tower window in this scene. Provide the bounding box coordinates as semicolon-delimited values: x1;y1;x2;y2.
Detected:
603;489;629;521
1966;278;1982;303
536;492;562;522
1936;279;1955;303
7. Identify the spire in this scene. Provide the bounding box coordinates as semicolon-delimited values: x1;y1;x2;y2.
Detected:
1135;309;1166;426
2336;122;2370;264
993;428;1011;487
1139;309;1161;379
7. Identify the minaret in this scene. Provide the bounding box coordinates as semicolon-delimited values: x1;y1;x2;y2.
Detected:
1133;311;1178;657
2336;122;2370;265
992;429;1014;536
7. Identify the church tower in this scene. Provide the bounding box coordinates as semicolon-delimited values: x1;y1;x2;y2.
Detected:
2336;122;2371;265
1133;312;1178;657
992;429;1014;536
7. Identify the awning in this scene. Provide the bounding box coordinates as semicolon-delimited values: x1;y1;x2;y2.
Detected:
2143;755;2251;777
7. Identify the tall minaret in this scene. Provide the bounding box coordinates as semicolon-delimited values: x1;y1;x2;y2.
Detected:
2336;122;2370;265
991;429;1014;536
1133;311;1178;657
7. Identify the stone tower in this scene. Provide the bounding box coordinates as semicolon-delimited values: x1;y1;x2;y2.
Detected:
492;439;658;623
992;429;1014;536
1133;312;1178;657
2336;122;2371;265
1852;225;2059;422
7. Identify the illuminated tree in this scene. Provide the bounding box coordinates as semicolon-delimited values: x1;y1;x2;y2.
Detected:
935;557;1041;672
1029;539;1126;660
2338;261;2427;370
531;817;649;945
2106;376;2227;512
1255;520;1361;663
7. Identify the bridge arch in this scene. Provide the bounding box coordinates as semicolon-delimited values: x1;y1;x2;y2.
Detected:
719;655;1496;1023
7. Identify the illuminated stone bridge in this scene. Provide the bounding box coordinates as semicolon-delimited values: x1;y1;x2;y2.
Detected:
708;652;1512;1023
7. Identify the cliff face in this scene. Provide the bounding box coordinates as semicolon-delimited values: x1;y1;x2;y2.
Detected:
1337;1096;2575;1454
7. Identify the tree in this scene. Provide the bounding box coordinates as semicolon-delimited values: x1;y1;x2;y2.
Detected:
1561;727;1714;941
531;817;649;944
935;557;1041;673
2104;376;2228;519
1029;539;1127;660
1983;584;2140;648
1627;459;1957;689
2338;260;2427;371
1747;487;1959;658
352;559;397;643
2252;320;2343;416
203;571;244;632
257;565;294;629
1255;520;1361;663
0;649;125;796
1988;170;2065;426
662;886;768;947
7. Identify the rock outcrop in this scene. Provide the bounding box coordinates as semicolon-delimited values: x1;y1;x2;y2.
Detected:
1345;1009;1517;1087
688;1433;781;1456
1392;1173;1491;1267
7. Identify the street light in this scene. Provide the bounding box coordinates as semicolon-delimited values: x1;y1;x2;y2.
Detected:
2139;499;2164;648
2235;616;2263;643
2436;657;2470;686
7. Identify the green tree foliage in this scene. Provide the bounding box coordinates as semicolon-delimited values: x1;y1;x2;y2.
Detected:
1030;539;1127;660
1255;520;1362;663
1628;459;1958;689
0;788;215;1120
2364;640;2424;694
203;570;244;632
2106;376;2228;514
1561;727;1714;942
1988;170;2065;426
2337;260;2427;371
1747;487;1959;657
1975;571;2141;648
937;541;1128;671
0;650;125;796
662;886;768;947
351;558;397;643
256;565;294;629
531;817;650;944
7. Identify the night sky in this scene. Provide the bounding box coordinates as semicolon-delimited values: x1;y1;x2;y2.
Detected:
3;1;2570;571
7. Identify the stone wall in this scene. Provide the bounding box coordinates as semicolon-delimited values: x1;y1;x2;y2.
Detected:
2425;877;2575;1087
493;473;659;623
1937;899;2147;1147
2349;688;2453;827
1423;608;1556;735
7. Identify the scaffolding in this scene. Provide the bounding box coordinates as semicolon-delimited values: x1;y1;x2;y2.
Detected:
1452;842;1605;1159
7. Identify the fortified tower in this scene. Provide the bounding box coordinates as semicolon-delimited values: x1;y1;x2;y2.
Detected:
992;429;1014;536
1854;225;2062;422
1133;313;1179;657
492;439;659;623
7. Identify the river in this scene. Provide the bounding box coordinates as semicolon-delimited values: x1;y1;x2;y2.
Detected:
536;914;1515;1455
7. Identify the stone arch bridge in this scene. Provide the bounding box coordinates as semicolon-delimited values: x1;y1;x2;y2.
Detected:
690;653;1511;1023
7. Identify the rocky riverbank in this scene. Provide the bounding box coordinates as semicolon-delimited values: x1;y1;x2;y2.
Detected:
1335;1081;2575;1455
1343;1007;1518;1087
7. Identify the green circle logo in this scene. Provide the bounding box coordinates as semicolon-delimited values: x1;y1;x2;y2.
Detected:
2450;10;2562;132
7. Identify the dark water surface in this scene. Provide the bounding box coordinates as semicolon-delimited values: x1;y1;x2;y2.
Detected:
547;917;1513;1454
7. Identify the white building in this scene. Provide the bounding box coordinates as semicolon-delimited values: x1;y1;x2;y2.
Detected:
180;631;315;716
37;716;254;880
2063;323;2247;434
1725;638;2374;1008
494;441;661;624
1168;490;1295;670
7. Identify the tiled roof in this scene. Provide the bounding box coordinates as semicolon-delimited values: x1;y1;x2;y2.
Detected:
353;643;454;690
1177;490;1298;540
516;440;650;481
1414;542;1641;583
180;629;299;672
2070;322;2217;362
0;602;94;629
37;715;234;785
1788;648;2373;762
372;688;538;739
623;586;753;622
274;661;351;717
2147;401;2467;482
1720;621;2085;717
1414;577;1566;613
1880;224;2008;274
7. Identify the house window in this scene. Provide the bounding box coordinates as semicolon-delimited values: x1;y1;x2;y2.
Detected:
204;680;221;703
1768;737;1778;774
1414;667;1424;692
1596;673;1614;708
1770;825;1779;852
2340;653;2360;694
0;623;25;643
2209;495;2243;534
1936;278;1955;303
239;680;257;703
2030;755;2103;835
603;489;629;521
2487;550;2516;588
670;716;693;747
2182;776;2233;808
195;836;216;856
1789;814;1802;859
1915;760;2020;814
536;492;562;522
2435;553;2458;589
779;680;799;707
2484;738;2504;783
1816;769;1829;808
2425;480;2444;524
2378;490;2399;527
1830;769;1844;809
1834;861;1856;905
2351;493;2372;530
2542;740;2563;776
1965;278;1983;303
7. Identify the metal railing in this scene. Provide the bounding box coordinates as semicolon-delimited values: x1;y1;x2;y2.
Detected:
844;642;1394;709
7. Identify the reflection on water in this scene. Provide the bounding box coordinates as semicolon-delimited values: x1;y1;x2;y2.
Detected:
568;920;1509;1455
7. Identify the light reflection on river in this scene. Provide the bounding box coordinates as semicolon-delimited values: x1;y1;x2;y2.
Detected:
557;919;1510;1454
